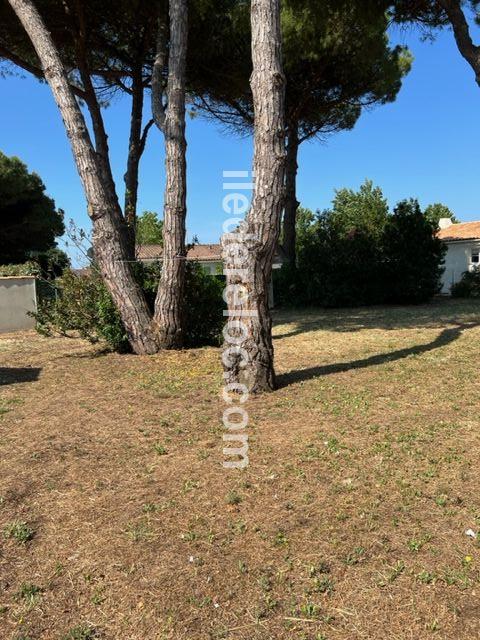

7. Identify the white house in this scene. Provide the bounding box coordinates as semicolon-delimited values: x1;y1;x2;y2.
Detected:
438;219;480;294
136;243;285;273
136;243;285;305
137;243;225;273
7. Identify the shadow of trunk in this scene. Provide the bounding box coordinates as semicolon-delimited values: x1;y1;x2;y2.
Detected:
276;323;475;389
0;367;42;386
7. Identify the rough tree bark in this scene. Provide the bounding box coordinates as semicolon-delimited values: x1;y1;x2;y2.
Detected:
223;0;286;393
438;0;480;85
282;122;300;265
151;0;188;348
8;0;159;354
124;65;154;258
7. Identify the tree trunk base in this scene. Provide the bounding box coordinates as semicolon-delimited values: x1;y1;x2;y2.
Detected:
249;368;277;394
155;331;183;350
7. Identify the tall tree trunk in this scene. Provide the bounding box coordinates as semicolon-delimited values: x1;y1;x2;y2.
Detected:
124;68;154;258
8;0;159;354
438;0;480;86
283;122;299;265
124;67;144;257
223;0;286;393
152;0;188;348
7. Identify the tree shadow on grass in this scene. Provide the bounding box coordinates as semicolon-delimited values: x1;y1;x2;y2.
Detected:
0;367;42;386
273;299;480;340
63;347;112;359
276;323;476;389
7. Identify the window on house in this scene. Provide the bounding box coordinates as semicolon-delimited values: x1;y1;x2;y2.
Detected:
472;250;480;264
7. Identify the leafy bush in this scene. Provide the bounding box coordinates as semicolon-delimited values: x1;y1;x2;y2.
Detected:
132;260;224;346
275;189;446;308
183;262;224;347
0;261;40;276
382;199;446;304
34;269;129;352
276;222;384;308
451;267;480;298
34;247;70;279
33;262;224;352
0;250;69;279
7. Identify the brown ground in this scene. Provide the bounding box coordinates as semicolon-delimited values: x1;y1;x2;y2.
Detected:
1;298;480;640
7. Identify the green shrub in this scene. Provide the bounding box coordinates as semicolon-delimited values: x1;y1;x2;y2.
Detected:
451;267;480;298
33;268;129;352
131;260;224;347
183;262;224;347
33;262;223;352
0;250;69;279
275;195;445;308
0;261;40;277
382;199;446;304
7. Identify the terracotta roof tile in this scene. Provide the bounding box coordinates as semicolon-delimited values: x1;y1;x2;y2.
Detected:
186;244;222;261
136;244;222;262
438;221;480;241
135;244;163;260
136;243;285;263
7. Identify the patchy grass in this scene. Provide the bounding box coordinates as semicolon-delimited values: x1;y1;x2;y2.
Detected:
61;624;98;640
0;299;480;639
15;583;43;608
3;521;35;544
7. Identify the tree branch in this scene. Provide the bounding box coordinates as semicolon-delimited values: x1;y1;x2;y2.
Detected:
437;0;480;85
151;8;168;132
139;118;154;155
0;43;87;98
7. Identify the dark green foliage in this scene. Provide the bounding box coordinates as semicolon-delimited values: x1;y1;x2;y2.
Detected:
382;199;446;304
451;267;480;298
191;0;410;142
392;1;480;29
329;181;389;239
34;269;130;353
391;0;449;27
275;184;445;308
424;203;459;227
136;211;164;246
275;213;385;307
0;261;40;276
33;262;224;352
0;251;69;281
34;247;70;279
183;262;224;347
134;260;224;347
0;152;65;264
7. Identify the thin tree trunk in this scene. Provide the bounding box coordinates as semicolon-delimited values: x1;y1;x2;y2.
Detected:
283;122;299;265
438;0;480;85
152;0;188;348
223;0;286;393
124;68;144;252
8;0;159;354
124;68;152;259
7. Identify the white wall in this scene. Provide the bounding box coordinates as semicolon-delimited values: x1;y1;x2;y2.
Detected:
0;277;37;332
441;240;480;294
197;261;222;275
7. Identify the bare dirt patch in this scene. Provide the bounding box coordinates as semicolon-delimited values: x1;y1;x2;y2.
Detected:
1;299;479;639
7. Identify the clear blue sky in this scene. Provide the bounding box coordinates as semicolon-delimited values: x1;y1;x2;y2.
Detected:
1;24;480;265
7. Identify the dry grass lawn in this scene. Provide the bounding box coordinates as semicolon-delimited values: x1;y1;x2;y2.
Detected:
1;298;480;640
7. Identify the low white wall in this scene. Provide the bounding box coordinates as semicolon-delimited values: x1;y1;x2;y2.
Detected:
441;240;480;294
0;276;37;332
